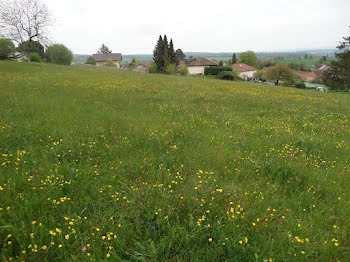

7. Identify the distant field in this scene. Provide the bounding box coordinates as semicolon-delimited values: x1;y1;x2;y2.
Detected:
0;62;349;261
278;58;325;67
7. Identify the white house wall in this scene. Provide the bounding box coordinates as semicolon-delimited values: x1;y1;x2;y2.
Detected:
188;66;206;75
239;71;256;79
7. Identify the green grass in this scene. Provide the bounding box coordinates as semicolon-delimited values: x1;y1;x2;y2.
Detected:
0;61;349;261
278;58;323;68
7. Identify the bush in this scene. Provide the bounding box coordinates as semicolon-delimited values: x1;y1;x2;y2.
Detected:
0;38;15;60
177;66;189;76
205;67;231;75
295;82;306;89
254;70;267;81
30;52;41;62
46;44;73;65
149;62;158;73
104;59;117;67
216;71;236;81
165;64;177;74
85;56;96;65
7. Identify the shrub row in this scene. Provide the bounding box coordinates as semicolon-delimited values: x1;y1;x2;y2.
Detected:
204;66;231;75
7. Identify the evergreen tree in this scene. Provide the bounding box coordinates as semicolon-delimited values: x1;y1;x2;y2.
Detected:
219;61;223;66
324;28;350;90
152;35;183;72
232;53;237;64
97;44;112;54
153;35;164;71
163;41;170;70
168;39;177;65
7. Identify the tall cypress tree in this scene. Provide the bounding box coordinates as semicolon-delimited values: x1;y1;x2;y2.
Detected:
168;39;177;65
232;53;237;64
153;35;164;71
162;35;169;70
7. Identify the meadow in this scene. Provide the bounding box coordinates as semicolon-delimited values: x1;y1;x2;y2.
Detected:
0;61;349;261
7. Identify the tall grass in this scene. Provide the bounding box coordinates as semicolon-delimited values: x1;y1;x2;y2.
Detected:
0;62;349;261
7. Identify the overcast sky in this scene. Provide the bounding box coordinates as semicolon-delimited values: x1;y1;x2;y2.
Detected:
44;0;350;55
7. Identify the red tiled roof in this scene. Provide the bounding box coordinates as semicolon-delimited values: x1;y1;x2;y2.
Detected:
187;58;218;67
232;63;256;72
297;71;316;81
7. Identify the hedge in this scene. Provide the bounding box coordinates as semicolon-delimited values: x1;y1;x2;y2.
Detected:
204;66;231;75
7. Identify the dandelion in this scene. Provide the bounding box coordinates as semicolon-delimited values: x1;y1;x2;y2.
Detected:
65;234;69;240
106;253;110;258
42;245;47;250
58;244;63;248
208;238;213;243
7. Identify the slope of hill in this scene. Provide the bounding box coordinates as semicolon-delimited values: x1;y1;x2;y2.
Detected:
0;62;349;261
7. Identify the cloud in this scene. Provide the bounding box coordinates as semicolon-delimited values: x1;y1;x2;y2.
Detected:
44;0;350;54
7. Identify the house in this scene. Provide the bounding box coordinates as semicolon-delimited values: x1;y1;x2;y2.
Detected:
177;61;186;68
297;71;316;81
232;63;257;80
92;53;122;68
9;52;27;62
187;58;218;75
132;64;149;73
313;65;330;79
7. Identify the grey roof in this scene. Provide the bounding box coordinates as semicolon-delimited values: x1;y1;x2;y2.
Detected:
92;53;122;62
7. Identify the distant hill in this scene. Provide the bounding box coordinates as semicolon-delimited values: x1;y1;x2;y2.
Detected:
73;49;337;64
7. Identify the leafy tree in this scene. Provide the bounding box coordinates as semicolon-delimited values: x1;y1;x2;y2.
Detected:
46;44;73;65
287;62;300;71
324;28;350;90
85;56;96;65
187;56;195;63
29;52;41;62
175;49;185;62
104;59;117;67
239;51;258;68
18;41;45;59
0;38;15;60
254;70;267;81
258;60;276;69
0;0;52;62
97;44;112;54
232;53;237;64
266;64;295;85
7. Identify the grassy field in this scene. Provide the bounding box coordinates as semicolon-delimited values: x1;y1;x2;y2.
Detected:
0;62;349;261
